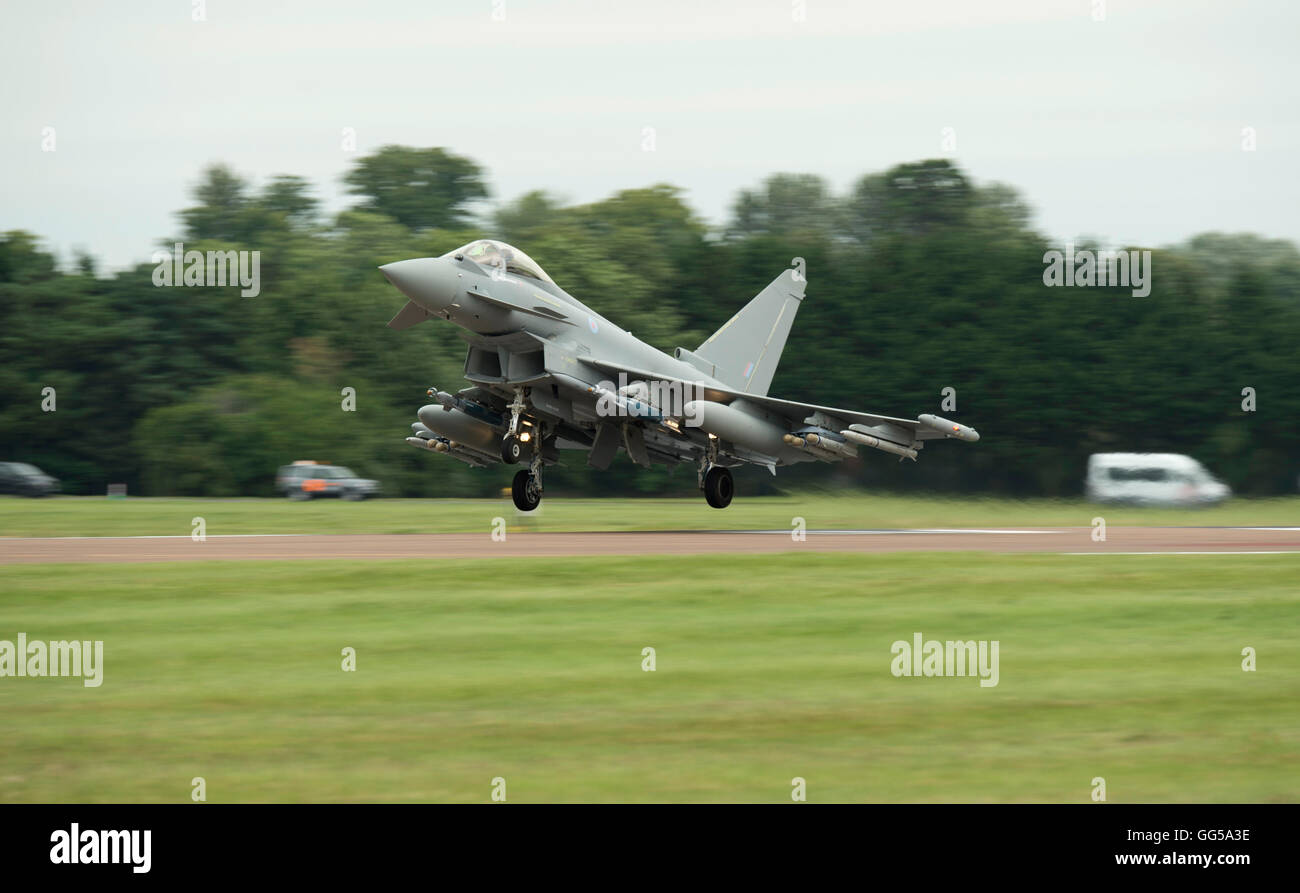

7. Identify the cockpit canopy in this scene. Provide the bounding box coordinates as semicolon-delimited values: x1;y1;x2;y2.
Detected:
445;240;554;285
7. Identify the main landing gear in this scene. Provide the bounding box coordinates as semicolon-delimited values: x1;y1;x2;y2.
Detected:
703;466;733;508
697;438;734;509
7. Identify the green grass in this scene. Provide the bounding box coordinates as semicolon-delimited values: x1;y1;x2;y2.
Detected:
1;553;1295;802
3;493;1299;536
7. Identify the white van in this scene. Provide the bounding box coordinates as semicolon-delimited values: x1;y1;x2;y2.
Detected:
1085;453;1231;506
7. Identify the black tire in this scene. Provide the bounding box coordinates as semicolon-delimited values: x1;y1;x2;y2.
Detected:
512;469;541;512
501;434;523;465
703;466;734;509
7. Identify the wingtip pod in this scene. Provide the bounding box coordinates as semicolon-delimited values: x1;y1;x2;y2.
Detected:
918;414;979;443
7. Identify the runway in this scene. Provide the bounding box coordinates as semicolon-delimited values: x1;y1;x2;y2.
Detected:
2;527;1298;563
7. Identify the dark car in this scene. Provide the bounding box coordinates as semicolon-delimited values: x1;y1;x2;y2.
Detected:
275;463;380;501
0;462;60;497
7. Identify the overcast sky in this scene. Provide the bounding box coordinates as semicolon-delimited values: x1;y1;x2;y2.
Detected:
3;0;1297;271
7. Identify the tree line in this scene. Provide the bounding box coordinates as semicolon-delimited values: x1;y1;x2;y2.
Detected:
2;148;1297;497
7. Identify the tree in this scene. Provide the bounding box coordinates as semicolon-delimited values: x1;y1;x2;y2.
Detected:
5;153;1299;498
726;173;841;239
0;230;58;282
876;159;974;234
260;175;319;227
344;146;489;230
494;190;564;243
180;164;254;242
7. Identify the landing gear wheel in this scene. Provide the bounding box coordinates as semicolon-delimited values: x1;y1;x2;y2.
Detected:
501;434;523;465
512;469;541;512
703;466;734;509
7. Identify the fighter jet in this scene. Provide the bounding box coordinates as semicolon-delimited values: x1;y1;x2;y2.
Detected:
382;239;979;511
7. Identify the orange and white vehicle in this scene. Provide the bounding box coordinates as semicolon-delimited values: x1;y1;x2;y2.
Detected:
275;461;381;501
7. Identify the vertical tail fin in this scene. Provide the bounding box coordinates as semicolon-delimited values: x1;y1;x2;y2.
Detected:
695;267;805;396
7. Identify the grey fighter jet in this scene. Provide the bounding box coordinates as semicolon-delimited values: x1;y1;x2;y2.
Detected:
382;239;979;511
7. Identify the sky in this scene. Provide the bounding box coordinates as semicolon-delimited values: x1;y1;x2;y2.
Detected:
2;0;1297;271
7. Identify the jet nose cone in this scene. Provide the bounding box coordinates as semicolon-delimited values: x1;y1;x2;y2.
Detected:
379;257;457;311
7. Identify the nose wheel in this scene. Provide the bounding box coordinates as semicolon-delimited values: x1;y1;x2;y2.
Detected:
501;434;524;464
510;427;544;512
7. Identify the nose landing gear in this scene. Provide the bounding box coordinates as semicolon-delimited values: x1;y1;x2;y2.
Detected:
501;387;529;465
511;420;544;512
501;435;524;464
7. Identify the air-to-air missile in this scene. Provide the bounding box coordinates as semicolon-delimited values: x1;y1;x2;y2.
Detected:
840;425;920;461
404;434;494;467
428;388;505;427
785;431;858;460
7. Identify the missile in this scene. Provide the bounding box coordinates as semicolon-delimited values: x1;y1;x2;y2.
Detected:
841;428;918;461
918;414;979;442
783;432;854;460
404;435;463;456
803;432;858;459
405;434;494;467
426;388;504;427
548;371;599;397
447;438;505;464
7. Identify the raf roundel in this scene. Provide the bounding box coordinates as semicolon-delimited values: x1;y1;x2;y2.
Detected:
588;316;599;334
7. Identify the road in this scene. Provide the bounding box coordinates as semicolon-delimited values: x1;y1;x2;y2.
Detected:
2;527;1298;563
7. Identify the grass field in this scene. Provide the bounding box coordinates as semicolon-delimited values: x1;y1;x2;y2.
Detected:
2;552;1296;802
3;493;1300;536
